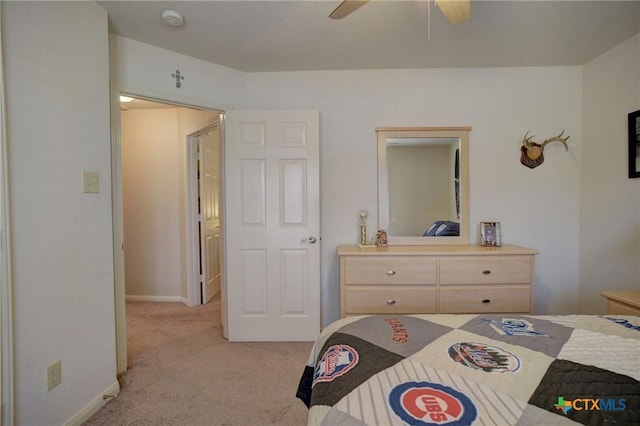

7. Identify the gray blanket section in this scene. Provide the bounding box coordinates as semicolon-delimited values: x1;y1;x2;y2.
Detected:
460;315;574;357
529;359;639;425
310;332;405;408
336;315;453;358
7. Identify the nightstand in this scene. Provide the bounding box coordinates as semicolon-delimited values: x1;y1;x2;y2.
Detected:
601;291;640;315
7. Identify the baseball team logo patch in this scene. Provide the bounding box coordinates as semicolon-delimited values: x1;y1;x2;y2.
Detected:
485;318;551;337
448;342;521;373
389;381;478;425
313;344;359;385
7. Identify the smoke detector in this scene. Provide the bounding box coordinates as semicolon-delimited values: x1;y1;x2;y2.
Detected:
161;10;184;27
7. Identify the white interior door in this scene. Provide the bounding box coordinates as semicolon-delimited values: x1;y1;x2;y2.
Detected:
198;125;221;303
225;110;320;341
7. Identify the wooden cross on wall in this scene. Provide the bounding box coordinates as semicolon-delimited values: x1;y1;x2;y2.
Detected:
172;70;184;88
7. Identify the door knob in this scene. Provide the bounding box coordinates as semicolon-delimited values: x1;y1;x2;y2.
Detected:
304;236;317;244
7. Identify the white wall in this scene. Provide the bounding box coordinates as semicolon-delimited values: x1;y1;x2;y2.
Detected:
245;67;583;324
3;2;117;424
580;34;640;313
121;107;218;301
110;35;247;111
122;108;182;299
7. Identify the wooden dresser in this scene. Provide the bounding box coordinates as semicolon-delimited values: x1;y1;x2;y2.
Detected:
338;244;538;317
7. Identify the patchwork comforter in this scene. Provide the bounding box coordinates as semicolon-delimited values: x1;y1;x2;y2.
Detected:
296;314;640;425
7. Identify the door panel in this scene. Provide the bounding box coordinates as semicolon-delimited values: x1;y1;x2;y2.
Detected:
280;160;307;226
281;249;308;314
225;110;320;341
240;160;266;226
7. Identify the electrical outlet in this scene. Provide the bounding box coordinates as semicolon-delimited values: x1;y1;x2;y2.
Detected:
47;360;62;391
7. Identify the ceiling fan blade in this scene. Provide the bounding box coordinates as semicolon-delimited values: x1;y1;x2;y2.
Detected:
435;0;471;25
329;0;369;20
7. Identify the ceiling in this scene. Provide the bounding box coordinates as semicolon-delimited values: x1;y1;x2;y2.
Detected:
98;1;640;73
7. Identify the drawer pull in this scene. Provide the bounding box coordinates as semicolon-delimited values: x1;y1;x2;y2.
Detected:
386;270;396;276
482;270;492;275
386;299;397;305
482;299;491;304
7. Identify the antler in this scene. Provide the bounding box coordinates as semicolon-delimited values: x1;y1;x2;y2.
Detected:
540;130;570;151
522;131;536;147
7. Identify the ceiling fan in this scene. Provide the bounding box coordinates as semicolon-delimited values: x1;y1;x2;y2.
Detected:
329;0;471;25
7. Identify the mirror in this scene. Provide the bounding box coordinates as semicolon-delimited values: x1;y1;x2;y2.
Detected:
377;127;470;245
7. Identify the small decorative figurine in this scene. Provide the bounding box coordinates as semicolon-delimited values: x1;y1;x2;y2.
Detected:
376;229;388;247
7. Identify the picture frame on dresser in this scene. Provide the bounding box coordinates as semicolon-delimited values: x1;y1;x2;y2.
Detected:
480;222;501;247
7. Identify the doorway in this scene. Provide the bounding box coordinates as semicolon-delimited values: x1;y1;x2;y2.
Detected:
115;93;223;371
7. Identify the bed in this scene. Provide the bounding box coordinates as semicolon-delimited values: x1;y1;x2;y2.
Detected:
296;313;639;425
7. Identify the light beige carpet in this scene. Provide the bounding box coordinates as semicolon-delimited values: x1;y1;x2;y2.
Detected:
84;296;313;426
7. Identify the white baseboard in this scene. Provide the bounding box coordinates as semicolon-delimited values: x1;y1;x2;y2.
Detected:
64;380;120;426
125;295;183;303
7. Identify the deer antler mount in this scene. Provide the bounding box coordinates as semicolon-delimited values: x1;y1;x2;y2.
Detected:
520;130;570;169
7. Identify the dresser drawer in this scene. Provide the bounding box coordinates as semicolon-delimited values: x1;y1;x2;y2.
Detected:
343;256;437;285
345;286;437;314
606;300;640;316
440;256;532;285
439;286;531;313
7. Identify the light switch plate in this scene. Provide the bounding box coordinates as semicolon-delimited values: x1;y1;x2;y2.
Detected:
47;359;62;391
83;171;99;193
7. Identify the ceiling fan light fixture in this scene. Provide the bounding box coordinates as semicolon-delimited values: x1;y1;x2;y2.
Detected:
161;9;184;27
435;0;471;25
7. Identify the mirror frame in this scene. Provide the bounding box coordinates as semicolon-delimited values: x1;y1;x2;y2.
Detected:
377;127;471;245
